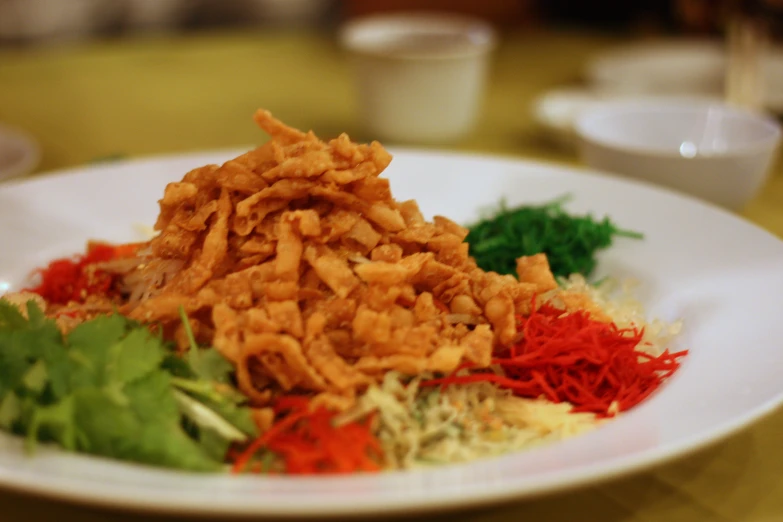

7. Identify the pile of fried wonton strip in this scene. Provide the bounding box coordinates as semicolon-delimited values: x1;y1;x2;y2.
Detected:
91;110;607;412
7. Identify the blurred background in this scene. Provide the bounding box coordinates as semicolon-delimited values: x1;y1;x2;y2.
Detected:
1;0;783;188
1;0;782;42
4;4;783;522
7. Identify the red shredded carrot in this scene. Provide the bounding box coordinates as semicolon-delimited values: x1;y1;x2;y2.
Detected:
230;407;310;474
26;242;140;305
231;396;382;475
423;303;687;417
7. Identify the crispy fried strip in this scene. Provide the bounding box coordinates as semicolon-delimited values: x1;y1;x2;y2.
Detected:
114;109;569;412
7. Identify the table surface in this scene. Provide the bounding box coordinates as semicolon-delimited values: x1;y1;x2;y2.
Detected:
1;28;782;522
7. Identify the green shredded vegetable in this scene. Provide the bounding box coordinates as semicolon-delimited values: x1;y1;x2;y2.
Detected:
465;196;643;278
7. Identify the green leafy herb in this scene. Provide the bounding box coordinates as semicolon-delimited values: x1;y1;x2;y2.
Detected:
0;298;258;472
258;451;276;473
0;300;26;329
167;307;258;470
0;393;21;429
179;306;234;384
172;390;247;442
465;196;643;279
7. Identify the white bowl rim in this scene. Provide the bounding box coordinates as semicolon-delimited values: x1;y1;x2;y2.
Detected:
574;98;782;158
337;11;497;61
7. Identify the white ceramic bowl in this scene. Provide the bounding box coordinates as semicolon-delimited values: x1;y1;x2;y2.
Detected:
586;40;726;97
584;40;783;114
338;12;496;144
575;99;782;210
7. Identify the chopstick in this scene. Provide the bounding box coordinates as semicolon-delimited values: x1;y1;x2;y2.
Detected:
725;12;767;111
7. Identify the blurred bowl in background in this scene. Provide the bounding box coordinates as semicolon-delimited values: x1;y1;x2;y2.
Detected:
244;0;333;27
0;0;190;41
0;0;117;42
585;40;783;114
575;98;781;211
0;124;40;183
762;50;783;113
532;89;722;151
586;40;726;97
123;0;190;31
338;12;496;144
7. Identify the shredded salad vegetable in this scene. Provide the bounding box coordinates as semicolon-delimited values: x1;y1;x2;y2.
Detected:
26;242;142;305
423;300;687;417
231;396;382;474
465;196;644;278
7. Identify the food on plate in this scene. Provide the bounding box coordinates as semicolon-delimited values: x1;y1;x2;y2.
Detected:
465;197;643;278
0;110;687;474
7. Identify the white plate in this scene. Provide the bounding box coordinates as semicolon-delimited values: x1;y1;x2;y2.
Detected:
1;149;783;517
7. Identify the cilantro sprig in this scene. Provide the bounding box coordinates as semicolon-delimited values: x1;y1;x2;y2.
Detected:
0;299;257;472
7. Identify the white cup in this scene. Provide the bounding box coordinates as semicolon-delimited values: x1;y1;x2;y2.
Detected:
339;12;497;144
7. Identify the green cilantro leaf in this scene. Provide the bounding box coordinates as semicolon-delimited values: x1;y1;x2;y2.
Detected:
123;370;180;422
32;333;71;402
132;422;222;472
0;299;27;330
178;306;233;384
26;395;77;451
199;396;258;438
0;331;35;398
107;328;165;385
24;300;49;328
197;427;233;463
66;315;128;388
0;299;255;473
0;393;21;430
21;360;48;393
189;349;235;385
71;384;220;471
160;353;194;379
